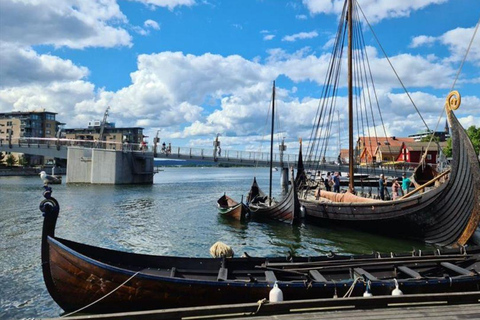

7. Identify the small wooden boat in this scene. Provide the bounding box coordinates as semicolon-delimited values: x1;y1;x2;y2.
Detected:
216;193;247;220
40;193;480;314
246;175;299;224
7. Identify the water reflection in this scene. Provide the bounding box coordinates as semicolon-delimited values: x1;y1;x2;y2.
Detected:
1;168;431;319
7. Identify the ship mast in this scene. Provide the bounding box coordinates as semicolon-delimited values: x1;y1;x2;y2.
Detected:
347;0;354;192
269;81;275;205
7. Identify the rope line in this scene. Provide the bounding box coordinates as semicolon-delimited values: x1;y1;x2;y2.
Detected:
420;15;479;164
60;271;140;318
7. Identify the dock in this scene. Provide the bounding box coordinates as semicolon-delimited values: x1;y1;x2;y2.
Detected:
46;291;480;320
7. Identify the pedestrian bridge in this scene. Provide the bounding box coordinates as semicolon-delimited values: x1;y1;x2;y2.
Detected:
0;137;415;178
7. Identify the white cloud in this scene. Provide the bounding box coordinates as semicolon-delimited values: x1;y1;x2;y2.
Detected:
410;35;437;48
282;31;318;42
302;0;448;24
0;42;89;87
0;0;132;49
409;25;480;66
144;19;160;30
263;34;275;41
131;0;196;10
440;26;480;66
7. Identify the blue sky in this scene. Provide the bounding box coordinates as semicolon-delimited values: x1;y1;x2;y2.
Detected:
0;0;479;156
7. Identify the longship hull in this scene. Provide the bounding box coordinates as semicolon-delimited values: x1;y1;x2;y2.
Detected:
40;201;480;314
300;105;480;247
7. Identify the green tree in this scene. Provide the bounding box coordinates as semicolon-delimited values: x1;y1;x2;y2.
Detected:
466;125;480;155
5;154;17;167
420;134;440;143
443;125;480;157
443;138;452;157
18;155;29;167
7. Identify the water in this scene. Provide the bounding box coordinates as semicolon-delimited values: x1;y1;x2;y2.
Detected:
0;167;428;319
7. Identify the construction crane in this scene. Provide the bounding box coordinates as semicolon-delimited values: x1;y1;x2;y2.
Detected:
96;106;110;148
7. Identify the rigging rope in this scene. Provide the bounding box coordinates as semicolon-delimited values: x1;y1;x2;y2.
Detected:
357;2;431;133
420;16;479;165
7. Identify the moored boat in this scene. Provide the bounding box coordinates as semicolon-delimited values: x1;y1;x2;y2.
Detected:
39;192;480;314
296;0;480;247
216;193;247;220
246;174;299;224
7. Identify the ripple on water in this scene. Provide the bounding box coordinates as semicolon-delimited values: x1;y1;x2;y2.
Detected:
1;169;430;319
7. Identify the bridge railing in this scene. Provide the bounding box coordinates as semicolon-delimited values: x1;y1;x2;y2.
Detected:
156;145;304;164
1;137;429;173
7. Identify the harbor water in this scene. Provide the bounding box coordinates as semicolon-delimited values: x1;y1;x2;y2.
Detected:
0;166;428;319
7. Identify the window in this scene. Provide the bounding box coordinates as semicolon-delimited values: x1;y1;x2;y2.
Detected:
427;154;432;160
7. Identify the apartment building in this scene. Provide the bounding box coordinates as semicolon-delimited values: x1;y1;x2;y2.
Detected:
0;111;62;166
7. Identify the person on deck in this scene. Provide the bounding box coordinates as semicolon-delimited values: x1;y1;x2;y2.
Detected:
401;173;412;196
324;172;332;191
392;179;401;200
333;172;340;193
379;174;386;200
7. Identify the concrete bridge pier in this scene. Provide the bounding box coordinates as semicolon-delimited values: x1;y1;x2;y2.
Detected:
280;167;289;190
66;147;154;184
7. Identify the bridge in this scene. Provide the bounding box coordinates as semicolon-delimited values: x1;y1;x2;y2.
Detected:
0;137;416;183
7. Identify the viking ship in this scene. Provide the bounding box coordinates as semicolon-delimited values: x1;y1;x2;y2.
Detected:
216;193;247;220
39;191;480;314
296;0;480;247
246;173;299;224
245;81;299;224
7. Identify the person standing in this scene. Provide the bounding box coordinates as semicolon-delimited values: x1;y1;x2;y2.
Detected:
333;172;341;193
379;174;386;200
401;173;412;196
324;172;332;191
392;179;401;200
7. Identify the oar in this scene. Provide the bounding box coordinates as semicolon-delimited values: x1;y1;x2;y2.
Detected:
261;252;473;269
258;256;474;272
399;169;451;200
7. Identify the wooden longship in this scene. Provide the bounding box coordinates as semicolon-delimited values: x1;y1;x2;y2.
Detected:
296;0;480;247
298;91;480;247
40;194;480;314
246;174;299;224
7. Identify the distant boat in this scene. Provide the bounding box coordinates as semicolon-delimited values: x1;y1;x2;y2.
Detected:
39;195;480;314
216;194;247;221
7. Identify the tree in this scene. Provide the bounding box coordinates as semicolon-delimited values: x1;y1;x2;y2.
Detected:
443;125;480;157
443;138;452;157
420;134;440;143
5;154;17;167
466;125;480;155
18;155;29;167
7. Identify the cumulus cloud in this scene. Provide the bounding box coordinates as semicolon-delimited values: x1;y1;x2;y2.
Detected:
0;0;477;154
282;31;318;42
131;0;196;10
0;42;89;87
302;0;447;24
144;19;160;30
410;25;480;67
0;0;132;49
264;34;275;41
